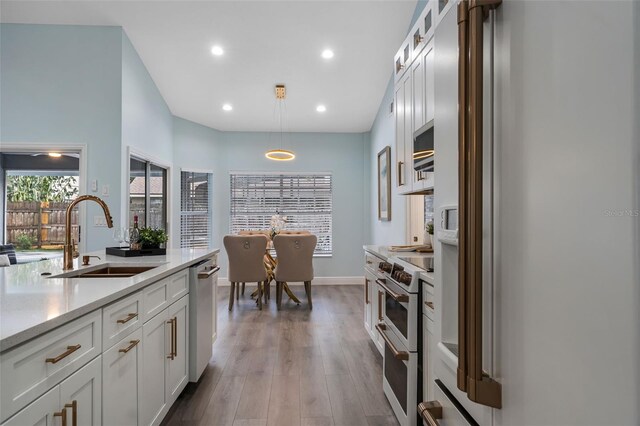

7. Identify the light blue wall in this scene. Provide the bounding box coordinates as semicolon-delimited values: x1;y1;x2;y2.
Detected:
121;33;173;165
367;0;428;246
0;24;123;251
172;117;369;278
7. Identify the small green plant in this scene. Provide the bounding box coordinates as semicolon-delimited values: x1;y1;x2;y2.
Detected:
138;227;168;248
426;221;434;235
15;233;35;250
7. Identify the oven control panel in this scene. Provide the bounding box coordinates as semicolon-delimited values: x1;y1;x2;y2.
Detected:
390;263;413;286
378;261;392;274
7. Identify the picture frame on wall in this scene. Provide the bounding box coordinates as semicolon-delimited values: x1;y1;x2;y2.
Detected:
378;146;391;221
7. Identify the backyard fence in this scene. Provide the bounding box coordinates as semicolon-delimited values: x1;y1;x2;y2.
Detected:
6;201;79;248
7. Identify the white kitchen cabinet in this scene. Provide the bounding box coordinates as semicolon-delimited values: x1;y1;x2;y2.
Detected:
140;308;169;426
394;78;406;191
373;282;385;355
1;356;101;426
166;295;189;403
59;356;102;426
102;290;143;351
393;33;413;83
396;70;414;195
140;294;189;426
102;328;143;426
1;387;59;426
0;310;101;423
423;315;435;402
363;275;373;333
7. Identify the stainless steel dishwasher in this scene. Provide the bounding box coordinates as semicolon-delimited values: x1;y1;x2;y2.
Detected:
188;258;219;382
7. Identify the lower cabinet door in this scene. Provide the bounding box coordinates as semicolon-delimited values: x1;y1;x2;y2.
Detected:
1;387;59;426
140;308;170;426
167;295;189;403
102;328;143;426
374;285;385;355
59;356;102;426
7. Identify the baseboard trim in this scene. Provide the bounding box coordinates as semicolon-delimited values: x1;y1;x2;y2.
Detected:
217;276;363;286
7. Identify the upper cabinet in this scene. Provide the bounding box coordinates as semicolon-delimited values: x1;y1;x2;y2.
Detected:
394;0;441;194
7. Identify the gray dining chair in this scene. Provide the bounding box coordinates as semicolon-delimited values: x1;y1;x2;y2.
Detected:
223;235;269;310
273;234;317;310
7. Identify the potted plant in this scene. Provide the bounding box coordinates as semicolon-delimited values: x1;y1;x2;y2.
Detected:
138;227;168;249
425;221;434;248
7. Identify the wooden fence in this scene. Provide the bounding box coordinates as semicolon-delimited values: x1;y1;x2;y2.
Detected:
6;201;79;248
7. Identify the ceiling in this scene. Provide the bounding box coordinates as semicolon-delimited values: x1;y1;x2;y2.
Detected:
1;0;416;133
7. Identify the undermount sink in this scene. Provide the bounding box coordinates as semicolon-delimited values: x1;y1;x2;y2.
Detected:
47;263;163;279
74;266;157;278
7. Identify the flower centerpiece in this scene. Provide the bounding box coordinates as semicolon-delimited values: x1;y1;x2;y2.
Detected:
269;212;287;239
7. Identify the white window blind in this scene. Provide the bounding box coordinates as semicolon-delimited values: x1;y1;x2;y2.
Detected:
229;173;332;256
180;171;211;248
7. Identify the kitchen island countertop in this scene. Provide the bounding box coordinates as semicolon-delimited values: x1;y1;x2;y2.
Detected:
0;248;219;352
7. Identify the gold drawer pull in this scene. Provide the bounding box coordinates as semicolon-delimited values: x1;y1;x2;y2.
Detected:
425;301;435;310
116;313;138;324
167;318;176;360
54;408;67;426
46;345;81;364
418;401;442;426
64;401;77;426
119;339;140;354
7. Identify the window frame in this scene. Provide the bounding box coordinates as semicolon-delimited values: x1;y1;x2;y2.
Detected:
126;148;171;235
180;169;213;249
229;171;333;257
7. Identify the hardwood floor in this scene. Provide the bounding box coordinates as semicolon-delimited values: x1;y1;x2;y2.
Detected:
161;285;399;426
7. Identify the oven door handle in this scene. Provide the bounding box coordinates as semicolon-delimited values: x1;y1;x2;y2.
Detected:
418;401;443;426
376;279;409;303
375;323;409;361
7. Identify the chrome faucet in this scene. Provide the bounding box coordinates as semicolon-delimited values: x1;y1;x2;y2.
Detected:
64;195;113;270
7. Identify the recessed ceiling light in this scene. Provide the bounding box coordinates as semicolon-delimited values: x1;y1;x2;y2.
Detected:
211;45;224;56
321;49;334;59
48;152;62;158
316;105;327;113
222;104;233;111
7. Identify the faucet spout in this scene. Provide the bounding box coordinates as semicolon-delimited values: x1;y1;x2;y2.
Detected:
64;195;113;270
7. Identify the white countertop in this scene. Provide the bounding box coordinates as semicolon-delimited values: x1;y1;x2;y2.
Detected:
0;248;219;353
363;245;435;283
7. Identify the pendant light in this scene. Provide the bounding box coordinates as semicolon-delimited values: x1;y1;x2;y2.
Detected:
265;84;296;161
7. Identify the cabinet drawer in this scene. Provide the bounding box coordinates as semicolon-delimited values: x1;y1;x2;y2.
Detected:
0;385;59;426
143;270;189;323
422;282;435;319
364;252;384;276
421;380;477;426
167;269;189;304
103;291;144;350
0;310;101;422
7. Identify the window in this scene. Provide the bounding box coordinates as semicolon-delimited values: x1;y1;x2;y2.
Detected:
129;156;167;230
180;171;211;248
229;173;333;256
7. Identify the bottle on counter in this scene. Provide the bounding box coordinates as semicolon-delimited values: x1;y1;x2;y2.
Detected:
130;215;141;250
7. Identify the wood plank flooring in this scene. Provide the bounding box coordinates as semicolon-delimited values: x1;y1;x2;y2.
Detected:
161;285;399;426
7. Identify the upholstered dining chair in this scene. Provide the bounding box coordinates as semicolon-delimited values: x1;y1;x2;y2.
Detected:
273;234;317;310
278;230;311;235
223;235;269;310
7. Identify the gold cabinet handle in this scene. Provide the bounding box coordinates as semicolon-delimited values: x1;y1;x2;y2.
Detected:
378;291;384;321
375;279;409;303
64;401;77;426
366;260;373;265
198;266;220;279
167;318;176;360
425;301;435;310
173;317;178;358
119;339;140;354
54;407;67;426
46;345;81;364
375;323;409;361
116;313;138;324
418;401;442;426
364;279;370;305
397;161;405;186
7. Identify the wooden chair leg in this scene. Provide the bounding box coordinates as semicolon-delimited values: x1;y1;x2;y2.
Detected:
228;282;235;311
237;283;240;300
241;282;245;295
305;281;313;310
257;282;263;310
276;282;282;310
263;281;268;305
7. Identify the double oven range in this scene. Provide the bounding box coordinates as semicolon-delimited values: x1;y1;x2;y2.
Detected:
375;257;427;426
